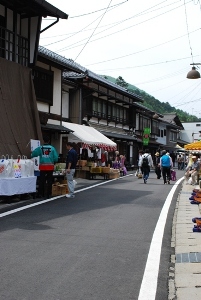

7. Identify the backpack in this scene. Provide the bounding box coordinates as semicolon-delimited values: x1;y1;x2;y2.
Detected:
142;155;149;167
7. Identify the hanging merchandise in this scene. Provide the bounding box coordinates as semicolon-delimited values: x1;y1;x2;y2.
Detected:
0;155;12;178
23;155;35;177
12;156;22;178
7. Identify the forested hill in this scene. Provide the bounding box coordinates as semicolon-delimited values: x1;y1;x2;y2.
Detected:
101;75;200;122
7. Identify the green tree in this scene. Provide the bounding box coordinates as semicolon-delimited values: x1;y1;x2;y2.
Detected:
115;76;128;88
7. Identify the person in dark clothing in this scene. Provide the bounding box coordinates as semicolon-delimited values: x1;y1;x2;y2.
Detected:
66;142;78;198
170;151;176;167
154;152;161;179
31;135;58;198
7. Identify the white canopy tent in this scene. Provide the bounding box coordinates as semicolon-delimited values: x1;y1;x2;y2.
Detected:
62;122;117;150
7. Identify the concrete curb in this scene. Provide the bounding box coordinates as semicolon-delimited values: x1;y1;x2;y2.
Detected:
170;181;201;299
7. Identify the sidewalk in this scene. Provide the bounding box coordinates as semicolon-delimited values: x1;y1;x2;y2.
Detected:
171;181;201;299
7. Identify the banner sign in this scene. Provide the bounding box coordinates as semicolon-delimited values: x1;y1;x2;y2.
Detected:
143;128;150;145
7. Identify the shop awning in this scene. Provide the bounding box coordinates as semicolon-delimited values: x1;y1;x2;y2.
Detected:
62;122;117;150
184;141;201;150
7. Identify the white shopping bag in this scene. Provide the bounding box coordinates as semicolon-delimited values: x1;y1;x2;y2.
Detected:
73;180;77;187
31;156;40;171
0;155;12;178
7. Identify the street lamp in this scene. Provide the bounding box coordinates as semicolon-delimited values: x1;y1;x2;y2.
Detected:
187;64;201;79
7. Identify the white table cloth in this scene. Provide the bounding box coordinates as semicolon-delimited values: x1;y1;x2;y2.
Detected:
0;176;37;196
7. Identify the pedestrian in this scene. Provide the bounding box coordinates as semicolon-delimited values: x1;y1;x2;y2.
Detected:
177;154;182;170
170;151;176;167
160;150;172;184
31;135;58;198
140;149;153;184
138;150;144;175
66;142;78;198
154;152;161;179
185;155;200;186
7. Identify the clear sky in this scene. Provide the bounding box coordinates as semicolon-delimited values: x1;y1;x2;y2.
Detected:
40;0;201;118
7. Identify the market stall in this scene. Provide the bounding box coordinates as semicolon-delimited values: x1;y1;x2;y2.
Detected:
0;156;37;196
184;141;201;151
184;142;201;183
62;122;119;179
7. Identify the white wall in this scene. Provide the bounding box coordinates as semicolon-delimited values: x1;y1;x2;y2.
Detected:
51;67;61;115
157;123;166;145
62;90;69;118
182;122;201;143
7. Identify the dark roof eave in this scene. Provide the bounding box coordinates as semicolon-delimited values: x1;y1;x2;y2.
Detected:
86;75;143;103
34;0;68;19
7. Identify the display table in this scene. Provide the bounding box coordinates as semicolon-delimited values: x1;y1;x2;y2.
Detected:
0;176;37;196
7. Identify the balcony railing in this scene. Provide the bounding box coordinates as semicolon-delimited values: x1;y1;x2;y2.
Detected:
0;26;29;66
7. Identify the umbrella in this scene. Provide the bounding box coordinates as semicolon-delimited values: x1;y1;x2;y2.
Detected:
184;141;201;150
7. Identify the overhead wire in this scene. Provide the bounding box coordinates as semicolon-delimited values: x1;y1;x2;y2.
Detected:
74;0;113;60
55;1;192;56
43;2;121;47
92;55;201;72
85;28;201;67
68;0;128;18
184;0;195;64
41;0;168;40
55;0;186;53
43;0;168;46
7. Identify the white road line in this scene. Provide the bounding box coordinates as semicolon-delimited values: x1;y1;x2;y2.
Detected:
138;177;184;300
0;174;133;218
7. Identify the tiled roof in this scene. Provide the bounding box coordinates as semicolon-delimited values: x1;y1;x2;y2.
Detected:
38;46;143;102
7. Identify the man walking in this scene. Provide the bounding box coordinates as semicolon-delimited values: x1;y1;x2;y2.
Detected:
160;150;172;184
140;149;153;184
66;142;78;198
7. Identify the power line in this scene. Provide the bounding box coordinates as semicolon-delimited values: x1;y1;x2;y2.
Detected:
134;67;187;85
41;0;168;40
184;0;195;64
92;55;201;72
174;97;201;107
44;0;168;48
55;0;184;53
74;0;113;61
43;2;121;47
84;28;201;67
68;0;128;18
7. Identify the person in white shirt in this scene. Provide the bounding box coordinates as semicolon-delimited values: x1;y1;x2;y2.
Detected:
138;150;144;175
140;149;154;184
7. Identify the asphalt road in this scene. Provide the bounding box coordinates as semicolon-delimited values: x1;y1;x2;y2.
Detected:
0;170;184;300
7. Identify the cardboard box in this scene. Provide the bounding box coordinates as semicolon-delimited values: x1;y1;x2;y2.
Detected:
90;167;102;173
60;179;67;184
109;173;120;179
78;160;87;167
52;184;60;196
52;183;68;196
82;166;90;171
58;184;68;195
102;167;110;173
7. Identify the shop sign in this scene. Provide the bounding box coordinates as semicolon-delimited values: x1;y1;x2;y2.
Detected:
143;128;150;146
